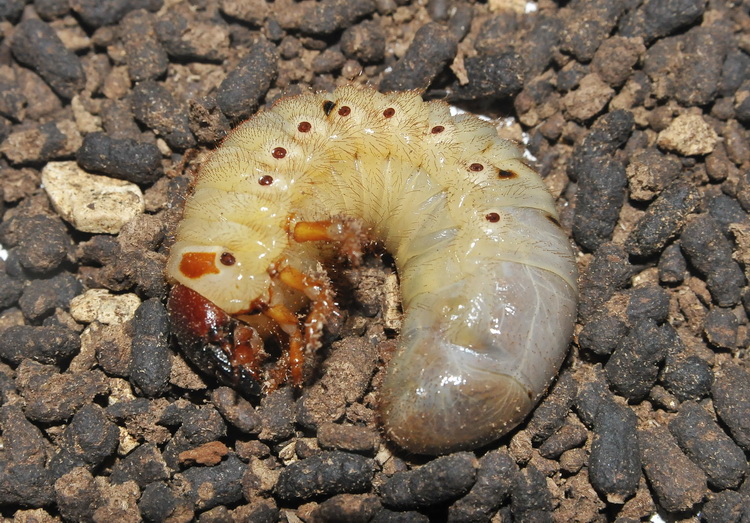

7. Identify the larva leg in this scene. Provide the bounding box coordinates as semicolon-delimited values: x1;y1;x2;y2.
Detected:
292;217;367;265
277;266;338;346
263;302;306;387
266;264;339;386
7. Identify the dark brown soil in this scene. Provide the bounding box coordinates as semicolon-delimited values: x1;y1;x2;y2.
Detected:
1;0;749;521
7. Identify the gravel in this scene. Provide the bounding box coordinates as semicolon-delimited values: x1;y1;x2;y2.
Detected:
1;1;749;520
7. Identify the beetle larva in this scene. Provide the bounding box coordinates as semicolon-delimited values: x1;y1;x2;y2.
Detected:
166;85;578;455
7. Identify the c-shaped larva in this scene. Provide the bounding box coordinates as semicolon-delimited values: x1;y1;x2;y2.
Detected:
165;86;578;455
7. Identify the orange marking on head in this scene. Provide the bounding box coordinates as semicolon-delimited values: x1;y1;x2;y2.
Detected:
179;252;220;278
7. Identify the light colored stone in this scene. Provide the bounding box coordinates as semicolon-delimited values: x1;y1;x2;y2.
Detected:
657;113;718;156
70;289;141;325
562;73;615;122
42;161;144;234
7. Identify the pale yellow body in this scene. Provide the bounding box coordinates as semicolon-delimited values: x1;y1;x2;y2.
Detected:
166;86;578;454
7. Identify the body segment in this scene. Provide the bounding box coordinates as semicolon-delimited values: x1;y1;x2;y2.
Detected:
166;86;578;454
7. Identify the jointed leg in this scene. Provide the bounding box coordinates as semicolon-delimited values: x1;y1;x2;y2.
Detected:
263;302;305;387
260;216;367;388
292;216;368;266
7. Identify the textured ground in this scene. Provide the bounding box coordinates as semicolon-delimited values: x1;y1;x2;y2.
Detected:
0;0;749;521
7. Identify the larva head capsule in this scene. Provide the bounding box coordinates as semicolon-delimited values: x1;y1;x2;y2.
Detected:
166;241;269;314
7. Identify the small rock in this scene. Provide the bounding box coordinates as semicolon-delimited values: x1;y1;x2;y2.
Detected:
138;482;191;523
296;338;378;430
670;401;748;490
317;423;379;455
0;461;55;508
657;113;718;156
297;0;377;35
707;193;748;237
0;325;80;366
178;441;228;467
19;272;82;321
589;403;641;504
91;322;132;377
340;20;385;63
76;132;162;185
42;161;145;234
16;362;109;423
658;243;687;284
620;0;706;43
681;214;746;307
242;455;281;497
70;0;163;28
526;372;577;444
211;387;261;434
258;387;295;443
129;298;170;397
626;148;682;202
188;97;230;146
538;423;589;459
275;451;375;502
511;464;552;519
131;80;195;150
703;307;738;349
578;243;635;319
591;36;646;88
568;109;634;181
69;289;141;325
34;0;71;20
48;404;120;479
231;500;279;522
0;405;48;466
723;119;750;165
447;449;516;522
625;284;670;323
14;214;72;275
216;39;278;121
311;493;382;523
660;355;713;402
219;0;269;25
604;319;673;402
644;27;728;107
10;19;85;99
312;48;346;74
380;452;477;510
119;9;168;82
155;8;231;62
161;405;227;470
0;0;24;22
0;120;82;165
379;23;457;92
91;478;141;523
0;269;23;309
639;426;706;512
54;468;99;523
572;155;627;251
579;313;628;356
562;73;615;122
701;490;750;523
711;364;750;451
735;80;750;125
447;51;524;101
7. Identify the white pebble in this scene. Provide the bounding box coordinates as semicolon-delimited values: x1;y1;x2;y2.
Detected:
657;113;718;156
70;289;141;324
42;161;144;234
